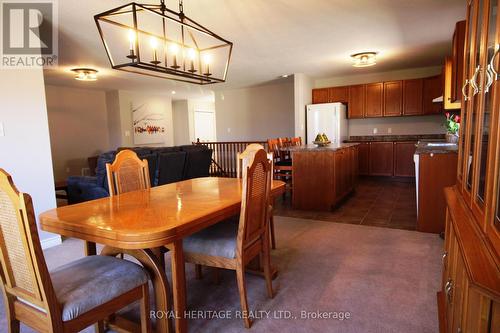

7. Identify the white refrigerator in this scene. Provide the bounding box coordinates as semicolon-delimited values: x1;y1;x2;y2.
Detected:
306;103;348;144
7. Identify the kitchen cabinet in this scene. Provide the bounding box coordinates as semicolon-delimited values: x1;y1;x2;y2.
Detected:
451;20;466;104
423;74;443;114
383;81;403;116
403;79;423;115
329;86;348;103
369;142;394;176
348;85;366;118
365;83;383;117
358;143;370;176
312;88;329;104
292;146;358;211
393;142;417;177
444;57;461;109
314;75;444;119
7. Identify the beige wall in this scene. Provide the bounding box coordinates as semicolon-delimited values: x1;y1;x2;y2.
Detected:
45;85;111;181
0;68;60;246
172;100;190;145
294;73;313;141
215;80;295;141
313;66;445;137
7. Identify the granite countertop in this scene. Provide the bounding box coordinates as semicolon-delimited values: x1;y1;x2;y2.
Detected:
345;134;445;143
414;141;458;154
288;143;359;152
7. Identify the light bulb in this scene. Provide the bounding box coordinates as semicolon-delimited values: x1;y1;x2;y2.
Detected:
170;44;179;54
128;29;136;43
202;54;211;64
187;48;196;60
150;37;158;50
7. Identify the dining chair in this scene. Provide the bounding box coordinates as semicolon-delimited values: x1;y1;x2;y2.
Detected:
106;149;168;267
106;149;151;196
290;136;302;147
267;138;293;195
0;169;151;333
237;144;277;249
182;149;274;328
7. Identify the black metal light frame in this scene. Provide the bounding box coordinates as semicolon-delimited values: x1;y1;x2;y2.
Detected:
94;1;233;85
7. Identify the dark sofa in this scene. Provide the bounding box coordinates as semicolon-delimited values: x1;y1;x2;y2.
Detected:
67;145;212;204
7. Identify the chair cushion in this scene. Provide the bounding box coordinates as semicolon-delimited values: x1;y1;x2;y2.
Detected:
184;218;239;259
50;255;148;322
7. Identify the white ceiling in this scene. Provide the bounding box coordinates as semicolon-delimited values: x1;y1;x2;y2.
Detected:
43;0;465;99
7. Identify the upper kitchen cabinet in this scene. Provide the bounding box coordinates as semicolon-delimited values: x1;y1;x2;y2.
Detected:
312;88;329;104
329;86;349;103
365;83;383;117
348;85;366;118
403;79;423;115
383;81;403;116
444;57;462;109
451;20;466;104
422;74;443;114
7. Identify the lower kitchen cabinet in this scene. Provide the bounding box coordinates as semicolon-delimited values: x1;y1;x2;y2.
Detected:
358;143;370;175
394;142;417;177
369;142;394;176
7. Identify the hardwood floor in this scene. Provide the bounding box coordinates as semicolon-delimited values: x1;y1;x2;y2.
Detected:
274;177;417;230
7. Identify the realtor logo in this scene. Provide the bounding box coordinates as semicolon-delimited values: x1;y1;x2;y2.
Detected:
1;0;58;67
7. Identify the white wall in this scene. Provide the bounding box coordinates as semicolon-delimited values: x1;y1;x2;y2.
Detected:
314;65;445;137
45;85;111;181
293;73;313;141
215;80;295;141
0;68;60;247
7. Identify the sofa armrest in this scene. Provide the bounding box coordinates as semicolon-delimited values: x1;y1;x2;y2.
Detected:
67;176;109;204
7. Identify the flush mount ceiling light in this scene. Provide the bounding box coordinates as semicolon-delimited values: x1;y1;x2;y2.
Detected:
350;52;378;67
71;68;98;81
94;0;233;85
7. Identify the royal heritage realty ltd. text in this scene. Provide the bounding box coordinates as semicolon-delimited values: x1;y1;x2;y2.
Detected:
150;310;352;321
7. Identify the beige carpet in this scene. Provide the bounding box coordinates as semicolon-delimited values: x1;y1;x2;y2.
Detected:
0;216;442;332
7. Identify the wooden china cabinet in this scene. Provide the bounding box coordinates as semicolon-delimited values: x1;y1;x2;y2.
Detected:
439;0;500;332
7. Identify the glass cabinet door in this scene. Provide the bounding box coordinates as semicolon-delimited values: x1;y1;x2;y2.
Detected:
476;0;498;205
466;0;485;193
458;0;477;184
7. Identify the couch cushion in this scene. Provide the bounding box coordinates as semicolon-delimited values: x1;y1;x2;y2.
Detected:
183;149;213;179
183;219;239;258
157;152;187;186
136;153;158;186
96;151;116;191
51;256;148;322
179;144;208;151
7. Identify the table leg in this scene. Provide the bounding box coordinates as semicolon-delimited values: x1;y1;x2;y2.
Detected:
100;246;172;333
84;241;97;256
171;239;187;333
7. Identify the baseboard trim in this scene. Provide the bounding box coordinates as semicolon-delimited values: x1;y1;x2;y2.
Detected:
41;235;62;249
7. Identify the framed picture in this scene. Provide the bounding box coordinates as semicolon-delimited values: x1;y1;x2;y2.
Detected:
132;102;166;145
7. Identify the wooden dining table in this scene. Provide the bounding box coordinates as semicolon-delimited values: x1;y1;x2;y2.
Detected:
39;177;285;333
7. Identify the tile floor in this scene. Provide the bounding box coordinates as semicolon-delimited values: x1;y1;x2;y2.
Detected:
274;177;417;231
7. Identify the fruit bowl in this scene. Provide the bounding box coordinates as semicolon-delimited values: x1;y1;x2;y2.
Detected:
313;140;331;147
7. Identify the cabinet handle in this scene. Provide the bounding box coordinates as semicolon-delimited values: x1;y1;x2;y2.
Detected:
485;64;494;93
470;65;481;95
445;279;453;303
442;251;448;265
489;43;499;81
462;79;470;101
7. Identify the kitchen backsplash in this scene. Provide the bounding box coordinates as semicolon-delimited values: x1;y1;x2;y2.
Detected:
348;114;446;136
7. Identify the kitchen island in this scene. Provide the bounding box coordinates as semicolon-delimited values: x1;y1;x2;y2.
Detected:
290;143;359;210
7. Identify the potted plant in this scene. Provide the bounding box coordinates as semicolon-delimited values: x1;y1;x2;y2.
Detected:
444;112;460;143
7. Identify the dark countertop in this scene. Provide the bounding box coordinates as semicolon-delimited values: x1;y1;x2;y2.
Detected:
345;134;445;143
288;143;359;152
414;141;458;154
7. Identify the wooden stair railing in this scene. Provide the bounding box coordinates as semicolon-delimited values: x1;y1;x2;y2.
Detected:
194;139;268;178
